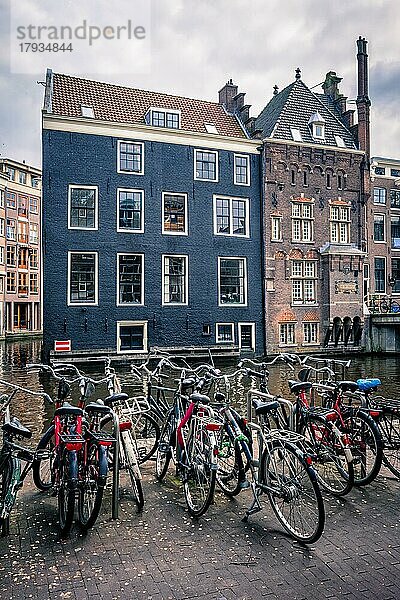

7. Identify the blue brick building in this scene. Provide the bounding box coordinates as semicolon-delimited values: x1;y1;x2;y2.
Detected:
42;71;264;359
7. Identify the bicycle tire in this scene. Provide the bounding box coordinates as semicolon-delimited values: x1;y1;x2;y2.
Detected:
58;449;77;536
216;425;245;497
261;439;325;544
32;424;55;491
344;410;383;486
78;443;107;530
183;423;216;518
300;415;354;496
121;430;144;510
132;412;160;464
0;455;14;537
155;412;174;481
379;409;400;478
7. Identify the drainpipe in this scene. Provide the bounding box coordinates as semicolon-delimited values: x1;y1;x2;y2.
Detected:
258;143;267;357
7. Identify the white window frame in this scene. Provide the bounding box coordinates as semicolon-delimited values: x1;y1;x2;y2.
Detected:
117;320;148;354
116;253;144;307
238;322;255;351
279;322;296;346
117;140;144;175
213;195;250;238
216;323;235;344
162;192;188;236
373;213;386;243
116;188;145;234
0;246;4;265
271;216;282;241
373;187;386;205
303;322;319;345
374;256;386;294
68;185;98;231
233;154;250;186
145;107;181;129
67;251;98;306
330;205;350;244
312;123;325;140
218;256;248;307
0;218;4;237
162;254;188;306
194;149;219;182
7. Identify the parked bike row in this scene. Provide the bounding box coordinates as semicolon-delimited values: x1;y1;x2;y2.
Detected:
1;351;399;545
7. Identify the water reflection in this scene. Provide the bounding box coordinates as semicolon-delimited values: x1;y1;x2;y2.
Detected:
1;340;400;444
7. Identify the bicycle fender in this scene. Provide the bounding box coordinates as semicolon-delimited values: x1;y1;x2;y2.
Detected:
67;451;79;489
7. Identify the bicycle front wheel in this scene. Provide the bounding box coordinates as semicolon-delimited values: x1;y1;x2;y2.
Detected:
261;440;325;544
155;412;174;481
32;424;55;491
380;409;400;478
121;430;144;510
132;412;160;464
183;424;216;518
216;425;245;497
0;455;14;537
58;449;77;536
344;411;383;486
78;443;107;530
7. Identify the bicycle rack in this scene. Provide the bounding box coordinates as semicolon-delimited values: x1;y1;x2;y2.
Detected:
110;410;120;520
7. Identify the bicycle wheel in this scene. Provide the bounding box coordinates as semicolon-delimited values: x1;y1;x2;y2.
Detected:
32;424;55;491
300;415;354;496
261;439;325;544
183;422;216;517
155;412;174;481
216;425;245;497
78;443;107;530
58;449;77;536
121;430;144;510
131;412;160;464
380;410;400;478
343;411;383;486
0;455;13;537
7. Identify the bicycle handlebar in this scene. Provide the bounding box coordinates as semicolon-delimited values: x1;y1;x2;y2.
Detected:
0;378;53;406
27;363;113;387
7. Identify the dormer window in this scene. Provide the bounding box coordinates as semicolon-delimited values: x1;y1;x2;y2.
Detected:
81;105;95;118
145;107;180;129
308;112;325;140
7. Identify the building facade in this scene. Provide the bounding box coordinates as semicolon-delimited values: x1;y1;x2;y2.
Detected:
42;72;264;359
0;159;42;337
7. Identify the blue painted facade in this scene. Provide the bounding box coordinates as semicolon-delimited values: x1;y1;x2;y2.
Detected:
42;129;264;357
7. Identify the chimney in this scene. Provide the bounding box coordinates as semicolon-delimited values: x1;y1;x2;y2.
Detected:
356;36;371;158
218;79;238;113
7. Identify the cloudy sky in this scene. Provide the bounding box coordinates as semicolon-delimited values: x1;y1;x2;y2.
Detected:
0;0;399;168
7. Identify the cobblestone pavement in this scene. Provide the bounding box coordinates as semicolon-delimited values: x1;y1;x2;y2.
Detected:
0;462;399;600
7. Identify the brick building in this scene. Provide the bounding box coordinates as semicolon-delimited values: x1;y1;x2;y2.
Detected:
0;159;42;336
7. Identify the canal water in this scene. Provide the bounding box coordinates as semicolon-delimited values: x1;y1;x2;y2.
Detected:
2;339;400;443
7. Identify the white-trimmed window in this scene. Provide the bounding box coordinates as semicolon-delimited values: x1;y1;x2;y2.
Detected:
162;192;188;235
7;272;16;293
291;260;317;305
145;108;180;129
30;273;38;294
234;154;250;186
0;218;4;237
162;255;188;305
271;216;282;241
117;253;144;306
30;248;38;269
374;257;386;293
291;202;314;242
29;223;38;244
68;252;98;305
117;141;144;174
0;247;4;264
117;321;148;353
214;196;249;237
6;219;15;241
194;150;218;182
373;214;385;242
216;323;234;344
303;322;318;344
6;246;16;267
0;190;4;208
218;257;247;306
279;323;296;345
30;196;39;213
373;187;386;205
330;205;350;243
117;189;144;233
68;185;98;230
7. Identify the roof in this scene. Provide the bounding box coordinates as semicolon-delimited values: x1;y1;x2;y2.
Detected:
48;73;247;139
255;79;357;149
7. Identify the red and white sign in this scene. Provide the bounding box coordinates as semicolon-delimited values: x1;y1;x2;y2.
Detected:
54;340;71;352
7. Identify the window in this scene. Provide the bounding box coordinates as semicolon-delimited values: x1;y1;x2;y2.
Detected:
0;218;4;237
202;324;211;336
216;323;234;343
308;113;325;140
391;216;400;249
117;254;143;305
291;260;317;305
146;108;180;129
117;141;144;174
162;255;188;305
18;248;28;269
218;257;247;306
391;259;400;293
291;202;314;242
30;273;38;294
374;167;385;176
162;193;187;235
18;172;27;185
0;247;4;264
390;189;400;208
214;196;248;237
234;155;250;186
303;171;308;186
81;105;95;118
0;190;4;208
271;216;282;241
29;197;38;213
6;219;16;241
373;214;385;242
204;123;218;134
314;124;324;138
391;169;400;178
338;174;343;190
6;246;16;267
117;189;144;233
117;321;147;353
31;177;40;189
29;223;38;244
326;172;331;189
6;192;16;209
303;322;318;344
194;150;218;182
374;258;385;293
6;167;15;181
291;169;296;185
279;323;296;345
18;194;28;218
0;278;3;293
30;248;38;269
68;186;98;230
335;135;346;148
290;128;302;142
18;273;28;296
7;272;16;293
18;222;28;244
68;252;98;305
330;205;350;243
373;187;386;205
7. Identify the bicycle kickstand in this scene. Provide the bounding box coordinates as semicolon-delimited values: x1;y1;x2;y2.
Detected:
241;481;262;522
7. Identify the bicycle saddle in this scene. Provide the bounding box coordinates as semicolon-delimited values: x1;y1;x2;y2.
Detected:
2;417;32;439
104;393;129;406
336;381;359;393
189;392;210;404
174;378;196;390
252;398;280;415
357;378;381;391
85;402;112;414
288;381;313;395
55;403;84;417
